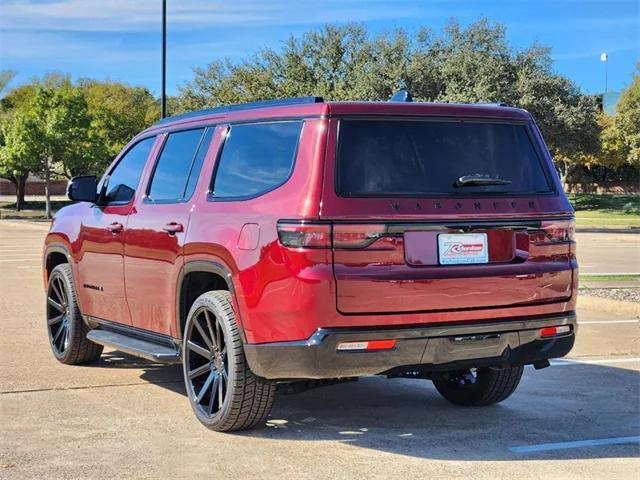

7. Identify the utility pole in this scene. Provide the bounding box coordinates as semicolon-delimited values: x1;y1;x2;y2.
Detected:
600;52;608;94
161;0;167;118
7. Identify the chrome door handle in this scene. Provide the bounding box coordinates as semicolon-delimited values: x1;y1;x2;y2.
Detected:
106;222;123;233
162;222;184;234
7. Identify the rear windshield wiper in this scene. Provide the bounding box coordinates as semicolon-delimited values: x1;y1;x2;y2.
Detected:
455;175;512;187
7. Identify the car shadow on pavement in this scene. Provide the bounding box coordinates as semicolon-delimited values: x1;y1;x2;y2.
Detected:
95;351;186;391
131;356;639;461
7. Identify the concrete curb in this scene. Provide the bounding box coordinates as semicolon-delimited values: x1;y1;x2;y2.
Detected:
578;294;640;317
576;228;639;234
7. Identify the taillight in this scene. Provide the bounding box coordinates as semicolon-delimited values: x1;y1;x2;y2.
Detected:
540;325;571;338
533;219;575;244
277;222;330;248
333;224;387;249
277;221;389;249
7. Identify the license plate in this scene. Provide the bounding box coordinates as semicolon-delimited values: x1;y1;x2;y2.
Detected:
438;233;488;265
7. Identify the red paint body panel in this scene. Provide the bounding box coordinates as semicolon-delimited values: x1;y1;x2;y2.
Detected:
44;101;577;347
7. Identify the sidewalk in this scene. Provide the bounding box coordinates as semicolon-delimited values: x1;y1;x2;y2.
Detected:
0;195;68;202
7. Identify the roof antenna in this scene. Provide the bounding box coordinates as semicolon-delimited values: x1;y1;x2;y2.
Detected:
390;90;413;102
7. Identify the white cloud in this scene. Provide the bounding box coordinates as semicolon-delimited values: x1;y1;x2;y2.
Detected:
0;0;428;32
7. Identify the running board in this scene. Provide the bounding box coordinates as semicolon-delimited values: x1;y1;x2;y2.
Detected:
87;329;181;364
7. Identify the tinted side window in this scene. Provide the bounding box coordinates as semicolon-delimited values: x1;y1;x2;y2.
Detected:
212;121;302;199
184;128;214;199
104;137;155;203
148;128;211;202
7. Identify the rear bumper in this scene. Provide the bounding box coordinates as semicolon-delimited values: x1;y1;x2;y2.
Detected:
243;313;576;380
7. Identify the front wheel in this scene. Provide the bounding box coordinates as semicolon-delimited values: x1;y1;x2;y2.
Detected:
432;365;524;406
46;263;103;364
182;290;275;432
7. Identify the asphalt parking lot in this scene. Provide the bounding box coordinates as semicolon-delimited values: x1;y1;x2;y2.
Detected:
1;221;638;479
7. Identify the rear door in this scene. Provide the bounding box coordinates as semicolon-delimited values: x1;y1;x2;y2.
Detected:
321;117;575;314
124;127;213;336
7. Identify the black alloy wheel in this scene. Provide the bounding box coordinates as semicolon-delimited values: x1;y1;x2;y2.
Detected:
182;291;275;431
47;271;71;355
46;264;103;364
184;306;229;417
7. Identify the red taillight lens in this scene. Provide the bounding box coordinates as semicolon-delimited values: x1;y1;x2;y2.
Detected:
277;222;389;249
277;222;330;248
332;224;387;249
540;325;571;338
534;219;575;244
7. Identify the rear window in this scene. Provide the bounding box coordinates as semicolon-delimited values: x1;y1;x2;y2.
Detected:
336;119;553;197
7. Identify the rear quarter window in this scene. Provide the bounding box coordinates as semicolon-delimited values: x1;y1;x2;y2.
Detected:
211;121;303;200
336;119;553;197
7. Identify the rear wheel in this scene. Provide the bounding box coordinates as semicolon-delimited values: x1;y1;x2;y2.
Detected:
182;290;275;432
432;366;523;406
46;263;103;364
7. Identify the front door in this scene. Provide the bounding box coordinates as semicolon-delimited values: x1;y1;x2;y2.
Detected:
76;136;158;325
124;127;214;336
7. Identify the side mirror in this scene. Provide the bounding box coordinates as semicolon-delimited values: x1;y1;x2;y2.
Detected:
67;175;98;203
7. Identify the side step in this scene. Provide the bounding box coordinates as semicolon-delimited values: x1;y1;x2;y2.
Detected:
87;329;181;364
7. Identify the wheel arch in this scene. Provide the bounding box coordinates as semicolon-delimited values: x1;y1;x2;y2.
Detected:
176;260;246;342
44;244;73;287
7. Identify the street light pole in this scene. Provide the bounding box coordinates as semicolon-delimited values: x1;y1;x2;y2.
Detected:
600;52;608;94
161;0;167;119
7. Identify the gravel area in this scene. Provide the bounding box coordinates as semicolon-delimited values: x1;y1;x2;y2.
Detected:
580;287;640;303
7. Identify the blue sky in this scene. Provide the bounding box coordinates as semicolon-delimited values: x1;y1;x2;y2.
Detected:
0;0;638;97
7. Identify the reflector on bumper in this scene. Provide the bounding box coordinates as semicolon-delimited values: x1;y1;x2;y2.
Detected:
337;339;397;351
540;325;571;338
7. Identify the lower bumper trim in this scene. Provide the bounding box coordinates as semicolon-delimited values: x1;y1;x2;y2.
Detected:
243;313;577;380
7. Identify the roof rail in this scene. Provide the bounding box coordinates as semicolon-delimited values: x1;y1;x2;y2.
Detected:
481;102;510;107
155;96;324;125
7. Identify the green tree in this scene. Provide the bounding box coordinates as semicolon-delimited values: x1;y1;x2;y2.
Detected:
598;112;628;168
0;111;39;211
0;76;92;217
30;78;93;218
178;20;600;170
80;80;159;174
615;68;640;166
0;84;37;211
1;77;159;212
0;70;17;95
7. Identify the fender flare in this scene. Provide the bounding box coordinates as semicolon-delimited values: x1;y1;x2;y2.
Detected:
43;243;96;328
175;259;246;341
43;243;73;284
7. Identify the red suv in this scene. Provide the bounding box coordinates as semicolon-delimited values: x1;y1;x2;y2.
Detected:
43;95;577;431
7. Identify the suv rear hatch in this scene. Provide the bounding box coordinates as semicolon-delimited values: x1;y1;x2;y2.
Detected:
320;114;575;314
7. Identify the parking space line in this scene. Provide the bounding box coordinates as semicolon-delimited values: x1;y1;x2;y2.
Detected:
510;436;640;453
1;249;44;252
550;357;640;366
578;320;639;325
0;258;42;262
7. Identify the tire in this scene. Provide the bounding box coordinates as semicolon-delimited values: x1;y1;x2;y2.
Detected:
182;290;275;432
432;366;524;406
46;263;103;364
